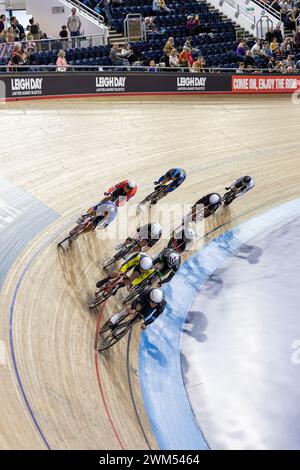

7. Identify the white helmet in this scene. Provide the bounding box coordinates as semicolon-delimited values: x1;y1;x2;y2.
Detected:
184;228;195;241
151;223;162;238
127;180;136;189
209;193;221;205
149;288;163;304
140;255;153;271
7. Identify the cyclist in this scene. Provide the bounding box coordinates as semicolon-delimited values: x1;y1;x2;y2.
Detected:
190;192;222;221
109;288;166;330
152;168;186;204
76;200;118;230
103;179;137;206
168;227;195;254
115;222;162;254
153;248;181;285
225;176;255;198
96;252;155;289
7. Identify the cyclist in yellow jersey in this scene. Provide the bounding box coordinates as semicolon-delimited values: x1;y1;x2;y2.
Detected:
96;253;155;289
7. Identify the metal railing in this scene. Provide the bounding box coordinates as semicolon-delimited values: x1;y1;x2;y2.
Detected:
61;0;105;24
1;64;299;74
219;0;256;30
124;14;146;42
256;13;273;39
0;34;108;59
246;0;281;20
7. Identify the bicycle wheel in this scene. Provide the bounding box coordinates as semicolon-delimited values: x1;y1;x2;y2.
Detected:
98;321;131;351
88;290;110;309
57;223;81;246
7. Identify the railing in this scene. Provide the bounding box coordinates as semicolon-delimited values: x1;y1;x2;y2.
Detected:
218;0;256;30
246;0;281;20
1;64;300;74
256;13;273;39
61;0;105;24
124;14;146;42
0;34;107;59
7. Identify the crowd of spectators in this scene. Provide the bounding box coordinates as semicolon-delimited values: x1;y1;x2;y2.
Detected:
257;1;300;31
235;24;300;73
1;2;300;74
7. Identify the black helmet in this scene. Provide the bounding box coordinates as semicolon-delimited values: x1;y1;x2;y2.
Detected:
163;248;180;268
243;176;251;184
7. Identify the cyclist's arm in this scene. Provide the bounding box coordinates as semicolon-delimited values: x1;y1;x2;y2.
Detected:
143;301;166;326
131;268;155;286
120;254;139;273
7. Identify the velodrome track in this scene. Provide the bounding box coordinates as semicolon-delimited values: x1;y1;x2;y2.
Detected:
0;95;300;450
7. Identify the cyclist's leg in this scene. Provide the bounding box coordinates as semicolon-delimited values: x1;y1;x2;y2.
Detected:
110;308;130;325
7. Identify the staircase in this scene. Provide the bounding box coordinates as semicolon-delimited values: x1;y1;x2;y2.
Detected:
203;0;255;41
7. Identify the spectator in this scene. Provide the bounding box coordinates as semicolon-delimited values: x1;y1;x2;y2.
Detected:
148;59;157;71
243;50;256;68
143;16;160;34
26;34;36;53
270;0;282;13
295;57;300;69
186;14;200;35
284;7;299;31
121;43;135;65
236;40;247;60
67;8;82;38
261;41;272;57
236;62;245;73
178;46;194;67
251;39;262;59
273;23;283;43
152;0;171;13
0;30;6;44
286;65;295;73
169;48;179;67
97;0;113;25
265;27;275;43
16;19;25;38
59;25;68;39
56;50;68;72
280;36;293;53
10;17;20;41
6;26;15;43
283;54;295;67
9;43;28;70
270;37;280;54
110;43;130;66
0;14;6;34
163;36;174;66
192;56;205;72
59;25;68;50
28;18;41;51
294;26;300;50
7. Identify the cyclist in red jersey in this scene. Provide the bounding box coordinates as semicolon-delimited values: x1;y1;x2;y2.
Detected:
103;179;137;207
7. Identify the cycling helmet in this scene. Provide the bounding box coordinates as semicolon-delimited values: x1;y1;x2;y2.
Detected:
170;168;181;179
140;255;153;271
151;223;162;238
149;288;163;304
184;228;195;241
163;249;180;268
209;193;221;205
243;176;251;184
126;180;136;191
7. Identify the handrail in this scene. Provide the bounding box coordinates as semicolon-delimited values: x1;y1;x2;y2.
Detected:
218;0;256;30
1;64;299;74
60;0;105;24
247;0;281;20
0;33;107;58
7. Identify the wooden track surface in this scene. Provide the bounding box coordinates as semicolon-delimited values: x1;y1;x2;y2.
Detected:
0;95;299;450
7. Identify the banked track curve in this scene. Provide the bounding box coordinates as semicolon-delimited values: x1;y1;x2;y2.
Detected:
0;95;300;449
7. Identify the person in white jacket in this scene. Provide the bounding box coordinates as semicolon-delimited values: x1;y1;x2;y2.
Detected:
225;176;255;198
